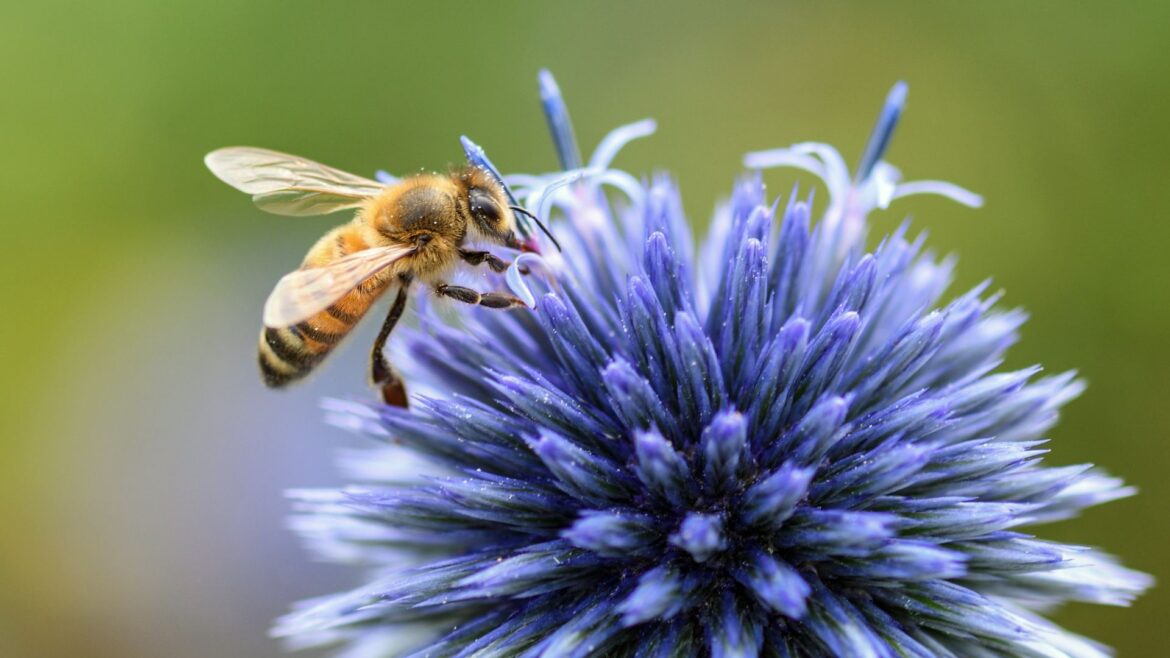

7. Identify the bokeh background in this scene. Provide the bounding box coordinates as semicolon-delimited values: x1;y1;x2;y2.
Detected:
2;2;1167;656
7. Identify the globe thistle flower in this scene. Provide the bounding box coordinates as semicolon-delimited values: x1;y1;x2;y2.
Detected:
275;72;1151;657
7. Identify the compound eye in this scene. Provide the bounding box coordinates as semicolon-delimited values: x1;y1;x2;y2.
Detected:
469;188;502;224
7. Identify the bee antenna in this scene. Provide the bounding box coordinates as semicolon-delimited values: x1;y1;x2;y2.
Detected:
509;205;562;252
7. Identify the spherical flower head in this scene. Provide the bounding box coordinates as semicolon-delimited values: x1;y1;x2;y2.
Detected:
275;73;1150;657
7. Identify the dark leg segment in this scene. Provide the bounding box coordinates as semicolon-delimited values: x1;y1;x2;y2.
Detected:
371;286;410;407
459;249;511;273
436;284;527;309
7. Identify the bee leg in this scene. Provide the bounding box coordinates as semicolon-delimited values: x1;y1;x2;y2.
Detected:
458;249;511;273
371;286;410;407
436;284;527;309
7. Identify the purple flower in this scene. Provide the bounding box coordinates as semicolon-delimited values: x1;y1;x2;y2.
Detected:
274;71;1150;657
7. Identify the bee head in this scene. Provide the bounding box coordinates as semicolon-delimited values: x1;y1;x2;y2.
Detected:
461;167;522;249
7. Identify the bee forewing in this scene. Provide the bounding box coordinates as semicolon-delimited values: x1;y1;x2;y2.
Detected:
204;147;385;216
263;245;414;328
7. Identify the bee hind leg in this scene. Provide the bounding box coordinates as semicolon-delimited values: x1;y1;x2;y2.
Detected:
436;284;527;309
371;286;410;407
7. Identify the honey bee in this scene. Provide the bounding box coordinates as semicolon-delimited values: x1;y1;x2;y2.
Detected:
205;146;557;407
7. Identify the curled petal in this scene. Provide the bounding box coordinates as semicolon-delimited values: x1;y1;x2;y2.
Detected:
505;252;551;308
590;118;657;171
893;179;985;208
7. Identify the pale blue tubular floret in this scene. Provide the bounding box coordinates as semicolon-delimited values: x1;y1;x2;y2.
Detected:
275;71;1150;658
500;113;658;308
539;68;583;171
855;82;909;185
744;81;983;279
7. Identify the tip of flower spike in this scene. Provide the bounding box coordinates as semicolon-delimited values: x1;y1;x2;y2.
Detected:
855;81;908;184
460;135;486;166
616;566;688;626
669;512;728;563
538;69;583;171
633;429;694;506
537;67;558;95
562;510;656;557
735;549;811;619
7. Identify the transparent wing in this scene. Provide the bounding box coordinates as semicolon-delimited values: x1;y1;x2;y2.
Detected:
263;245;414;327
205;147;385;216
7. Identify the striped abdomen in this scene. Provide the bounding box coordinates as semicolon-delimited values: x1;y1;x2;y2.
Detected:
258;225;391;387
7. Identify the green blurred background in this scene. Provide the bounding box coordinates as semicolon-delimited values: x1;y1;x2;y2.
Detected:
2;2;1167;656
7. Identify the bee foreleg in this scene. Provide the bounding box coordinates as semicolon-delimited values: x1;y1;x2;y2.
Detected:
436;284;527;309
371;285;410;407
458;249;511;273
